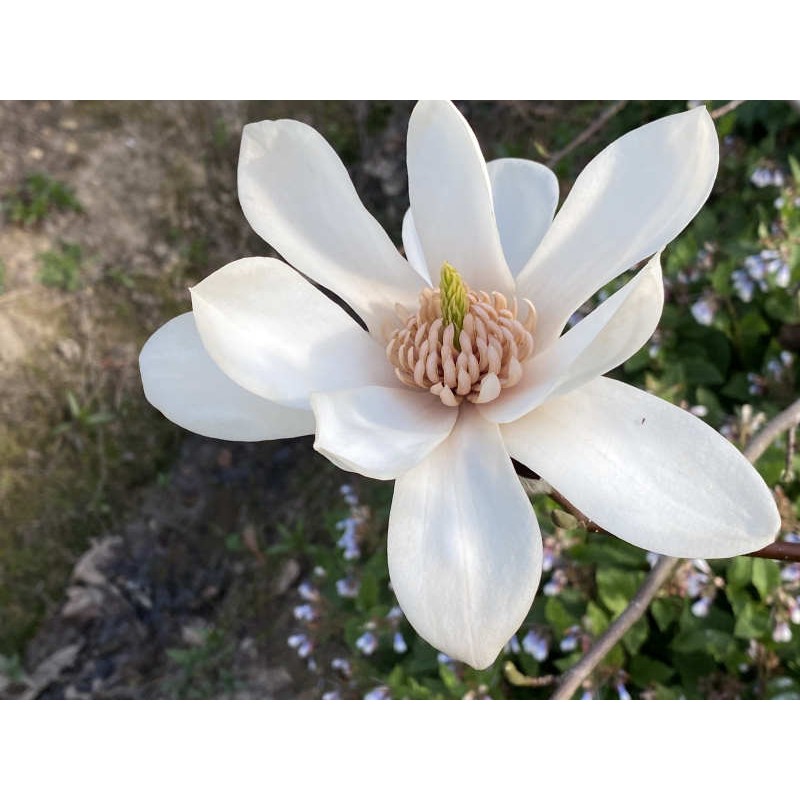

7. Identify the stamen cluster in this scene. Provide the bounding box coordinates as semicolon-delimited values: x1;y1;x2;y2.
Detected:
386;283;537;406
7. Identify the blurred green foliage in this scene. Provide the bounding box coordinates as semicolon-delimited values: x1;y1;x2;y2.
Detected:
283;101;800;699
38;242;83;291
2;172;82;225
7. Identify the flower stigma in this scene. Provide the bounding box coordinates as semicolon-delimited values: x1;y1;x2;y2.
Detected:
386;262;537;407
439;261;469;345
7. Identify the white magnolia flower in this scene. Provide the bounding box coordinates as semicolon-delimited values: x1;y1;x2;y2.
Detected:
140;101;780;670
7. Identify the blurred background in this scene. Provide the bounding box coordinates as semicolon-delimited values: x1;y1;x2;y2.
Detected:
1;100;799;699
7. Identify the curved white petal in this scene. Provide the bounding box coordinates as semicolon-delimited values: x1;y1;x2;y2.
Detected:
140;313;314;441
503;377;780;558
487;158;559;275
190;257;396;410
388;406;542;669
311;386;457;480
406;100;514;295
238;119;424;340
483;253;664;424
401;209;432;284
515;107;719;349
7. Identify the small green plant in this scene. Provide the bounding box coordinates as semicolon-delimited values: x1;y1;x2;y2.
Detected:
53;390;114;438
3;173;82;225
166;627;236;699
38;243;83;291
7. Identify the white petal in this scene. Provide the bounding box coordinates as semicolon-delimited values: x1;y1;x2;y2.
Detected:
190;257;396;410
238;119;424;340
402;158;559;283
311;386;457;480
515;107;719;349
503;377;780;558
401;209;432;284
406;100;514;295
388;406;542;669
483;253;664;423
487;158;559;275
139;313;314;441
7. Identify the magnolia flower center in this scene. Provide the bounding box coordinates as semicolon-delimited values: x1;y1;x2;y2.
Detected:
386;263;537;406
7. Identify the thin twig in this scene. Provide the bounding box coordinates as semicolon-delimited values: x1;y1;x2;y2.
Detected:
549;396;800;699
503;661;556;688
744;397;800;464
546;101;628;168
749;540;800;562
552;555;679;700
710;100;746;120
783;424;797;482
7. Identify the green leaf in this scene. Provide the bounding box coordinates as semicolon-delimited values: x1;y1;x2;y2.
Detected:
596;567;644;616
66;390;81;418
554;651;583;672
355;572;379;612
721;372;753;402
438;662;463;695
584;601;609;637
629;654;674;686
727;556;753;589
733;601;771;639
752;558;780;600
789;154;800;184
545;597;576;634
569;540;647;569
622;616;649;655
681;356;725;386
673;625;737;661
673;651;716;689
650;597;681;632
725;585;749;616
622;345;650;374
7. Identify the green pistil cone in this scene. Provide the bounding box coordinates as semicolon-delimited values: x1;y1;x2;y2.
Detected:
439;262;469;347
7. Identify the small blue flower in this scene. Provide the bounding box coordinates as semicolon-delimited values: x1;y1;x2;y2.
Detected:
363;685;391;700
732;270;755;302
331;657;352;677
297;581;320;602
775;262;791;288
336;575;360;598
355;631;379;655
521;629;549;662
773;620;792;643
690;298;714;326
293;603;316;622
691;596;712;618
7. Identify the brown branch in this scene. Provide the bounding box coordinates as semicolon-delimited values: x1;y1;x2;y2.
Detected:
545;396;800;699
743;397;800;464
546;101;628;168
783;423;797;482
710;100;746;120
749;540;800;562
552;554;679;700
